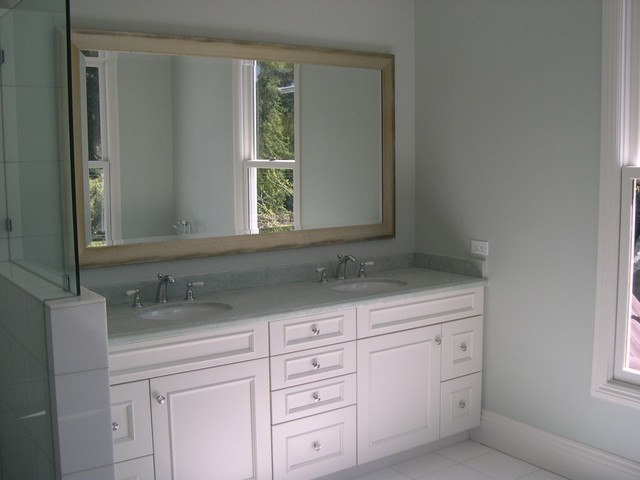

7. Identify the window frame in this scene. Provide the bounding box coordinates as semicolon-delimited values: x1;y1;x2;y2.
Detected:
234;59;300;235
79;50;122;245
592;0;640;407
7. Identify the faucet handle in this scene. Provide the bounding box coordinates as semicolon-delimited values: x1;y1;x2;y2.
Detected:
125;288;143;308
158;273;175;283
358;261;375;278
315;267;328;283
185;281;205;301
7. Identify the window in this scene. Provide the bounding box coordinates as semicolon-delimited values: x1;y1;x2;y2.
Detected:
79;50;121;246
614;167;640;382
237;60;299;234
592;0;640;406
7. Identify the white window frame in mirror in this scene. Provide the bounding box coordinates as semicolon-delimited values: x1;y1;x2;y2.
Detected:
70;29;395;267
236;60;301;235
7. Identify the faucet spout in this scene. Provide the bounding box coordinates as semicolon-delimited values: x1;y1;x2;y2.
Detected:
155;273;175;303
334;254;356;280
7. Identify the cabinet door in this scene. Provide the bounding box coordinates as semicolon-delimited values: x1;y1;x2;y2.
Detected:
150;358;272;480
357;325;441;464
111;380;152;463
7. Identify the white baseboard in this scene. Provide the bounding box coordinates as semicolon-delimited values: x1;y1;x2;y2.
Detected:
470;410;640;480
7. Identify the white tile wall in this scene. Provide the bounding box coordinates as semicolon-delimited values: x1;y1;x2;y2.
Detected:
46;288;114;478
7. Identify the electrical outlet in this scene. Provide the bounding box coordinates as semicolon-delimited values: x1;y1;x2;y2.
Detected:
471;239;489;256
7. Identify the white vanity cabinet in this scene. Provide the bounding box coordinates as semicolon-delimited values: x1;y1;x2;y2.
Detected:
357;287;484;464
269;309;358;480
108;281;485;480
109;321;272;480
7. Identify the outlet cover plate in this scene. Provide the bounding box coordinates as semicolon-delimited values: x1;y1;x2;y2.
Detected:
471;239;489;256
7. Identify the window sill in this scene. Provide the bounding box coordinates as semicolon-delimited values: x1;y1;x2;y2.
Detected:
593;378;640;410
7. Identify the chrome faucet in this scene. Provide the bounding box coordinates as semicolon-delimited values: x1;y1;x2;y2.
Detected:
334;254;356;280
155;273;175;303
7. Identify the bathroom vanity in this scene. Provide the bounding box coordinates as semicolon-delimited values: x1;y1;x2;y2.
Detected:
105;268;485;480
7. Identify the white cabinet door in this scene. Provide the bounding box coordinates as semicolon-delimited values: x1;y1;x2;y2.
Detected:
150;358;272;480
357;325;441;464
111;380;152;463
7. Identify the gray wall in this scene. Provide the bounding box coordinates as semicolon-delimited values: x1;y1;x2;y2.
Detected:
299;64;381;229
71;0;416;285
415;0;640;464
172;57;236;237
117;53;175;239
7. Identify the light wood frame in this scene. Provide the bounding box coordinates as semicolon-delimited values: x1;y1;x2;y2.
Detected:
71;29;395;267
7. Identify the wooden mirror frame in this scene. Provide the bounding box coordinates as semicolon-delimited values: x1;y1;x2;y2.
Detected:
71;29;395;267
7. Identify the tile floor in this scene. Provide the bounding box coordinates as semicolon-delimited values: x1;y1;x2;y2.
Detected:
353;441;567;480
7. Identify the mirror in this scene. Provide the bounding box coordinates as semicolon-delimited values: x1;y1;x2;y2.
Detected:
71;30;395;267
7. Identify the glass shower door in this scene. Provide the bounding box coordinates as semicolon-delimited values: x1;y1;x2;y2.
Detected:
0;0;78;295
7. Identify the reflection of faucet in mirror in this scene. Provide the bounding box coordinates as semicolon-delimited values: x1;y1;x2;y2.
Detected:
334;254;356;280
156;274;175;303
173;220;191;235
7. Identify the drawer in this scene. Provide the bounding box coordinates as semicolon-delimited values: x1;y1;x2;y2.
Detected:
115;455;154;480
111;380;153;463
440;372;482;437
270;342;356;390
109;321;269;383
270;309;356;355
272;406;356;480
357;287;483;338
441;315;483;380
271;374;357;424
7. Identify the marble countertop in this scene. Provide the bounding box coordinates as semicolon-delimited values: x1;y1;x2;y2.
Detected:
107;267;487;347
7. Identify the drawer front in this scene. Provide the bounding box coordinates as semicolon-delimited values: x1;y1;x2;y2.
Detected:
441;315;483;381
270;309;356;355
115;455;155;480
440;372;482;437
270;342;356;390
271;374;357;424
357;287;484;338
272;406;356;480
111;380;153;463
109;321;269;383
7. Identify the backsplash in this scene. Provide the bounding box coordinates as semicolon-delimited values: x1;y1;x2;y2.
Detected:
92;252;485;306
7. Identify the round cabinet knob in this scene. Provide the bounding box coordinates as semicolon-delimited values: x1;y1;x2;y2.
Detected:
112;422;119;432
312;360;321;370
312;441;322;452
157;394;167;405
312;392;321;402
458;400;466;409
435;336;442;346
458;342;468;352
311;326;320;336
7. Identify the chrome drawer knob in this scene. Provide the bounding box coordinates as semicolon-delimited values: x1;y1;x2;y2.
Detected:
312;392;321;402
312;360;321;370
435;336;442;346
157;394;167;405
458;400;466;409
313;441;322;452
311;326;320;336
458;342;468;352
112;422;120;432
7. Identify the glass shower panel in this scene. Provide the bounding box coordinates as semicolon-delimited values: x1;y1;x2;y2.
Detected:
0;0;79;295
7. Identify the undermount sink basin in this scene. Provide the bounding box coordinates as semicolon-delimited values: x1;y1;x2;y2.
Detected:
329;278;407;293
135;301;232;321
